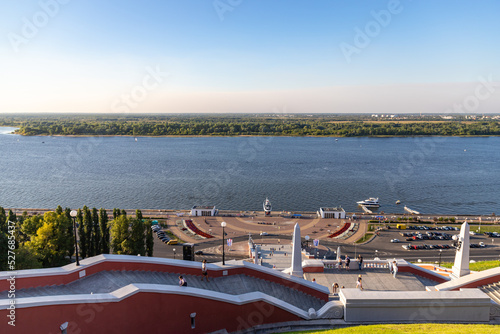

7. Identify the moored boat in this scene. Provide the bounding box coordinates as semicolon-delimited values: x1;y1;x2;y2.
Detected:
357;197;380;208
263;198;272;215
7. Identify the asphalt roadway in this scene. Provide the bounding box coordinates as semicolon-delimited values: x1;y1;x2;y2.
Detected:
153;226;500;264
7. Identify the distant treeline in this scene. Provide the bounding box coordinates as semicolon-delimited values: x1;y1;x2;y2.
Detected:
12;118;500;137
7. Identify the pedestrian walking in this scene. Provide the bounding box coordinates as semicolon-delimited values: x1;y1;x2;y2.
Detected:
393;261;398;278
337;257;342;270
358;255;363;271
345;256;350;270
179;275;187;286
356;275;363;290
332;282;339;294
201;260;209;282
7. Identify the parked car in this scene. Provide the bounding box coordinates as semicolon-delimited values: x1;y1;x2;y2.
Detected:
195;250;203;255
390;239;400;243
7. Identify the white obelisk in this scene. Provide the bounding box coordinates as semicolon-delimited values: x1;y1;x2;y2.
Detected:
290;223;303;277
451;221;470;279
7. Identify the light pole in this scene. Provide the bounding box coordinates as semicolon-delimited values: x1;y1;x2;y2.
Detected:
70;210;80;266
173;248;176;260
221;221;226;265
305;235;310;249
438;249;442;267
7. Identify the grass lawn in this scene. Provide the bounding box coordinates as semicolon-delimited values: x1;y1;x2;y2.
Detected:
355;233;374;244
279;324;500;334
469;225;500;233
438;260;499;271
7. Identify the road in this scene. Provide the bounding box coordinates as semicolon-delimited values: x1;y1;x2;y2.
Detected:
153;224;500;264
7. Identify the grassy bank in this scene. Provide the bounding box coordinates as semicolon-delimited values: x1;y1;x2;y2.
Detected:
355;233;374;244
280;324;500;334
438;260;499;271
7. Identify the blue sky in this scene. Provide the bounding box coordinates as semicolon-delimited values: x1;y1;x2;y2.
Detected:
1;0;499;113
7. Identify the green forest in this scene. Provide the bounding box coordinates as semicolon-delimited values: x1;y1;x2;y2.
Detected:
0;206;154;270
2;114;500;137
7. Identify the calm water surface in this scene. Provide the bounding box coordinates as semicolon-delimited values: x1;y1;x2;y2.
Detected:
0;127;499;215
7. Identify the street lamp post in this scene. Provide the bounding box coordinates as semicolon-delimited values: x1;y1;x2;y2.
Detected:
221;221;227;265
305;235;310;249
173;248;176;260
438;249;442;267
70;210;80;266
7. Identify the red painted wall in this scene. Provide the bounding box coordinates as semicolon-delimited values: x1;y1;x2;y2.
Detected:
303;266;324;273
448;276;500;291
398;265;448;284
0;292;301;334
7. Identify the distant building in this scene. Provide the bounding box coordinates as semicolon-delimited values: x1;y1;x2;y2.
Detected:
191;205;217;216
319;207;346;219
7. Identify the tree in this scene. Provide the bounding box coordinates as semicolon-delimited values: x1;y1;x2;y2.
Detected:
0;232;8;270
14;245;42;270
113;208;119;220
20;214;44;240
0;207;6;233
110;215;129;254
92;208;100;256
145;220;154;257
6;209;17;225
27;211;73;267
99;208;110;254
64;208;75;261
136;209;143;221
129;218;145;256
83;206;93;257
77;208;86;259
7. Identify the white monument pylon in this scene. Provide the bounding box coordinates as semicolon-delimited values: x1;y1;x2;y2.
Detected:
288;223;304;277
451;221;470;279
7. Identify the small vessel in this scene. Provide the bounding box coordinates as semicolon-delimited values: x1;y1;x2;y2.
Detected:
357;197;380;208
396;200;401;204
263;198;272;216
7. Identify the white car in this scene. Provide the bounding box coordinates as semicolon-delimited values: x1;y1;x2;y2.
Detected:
260;232;268;236
402;245;409;250
391;239;400;243
479;242;486;248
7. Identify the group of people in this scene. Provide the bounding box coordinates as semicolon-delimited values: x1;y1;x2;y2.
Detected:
336;254;363;270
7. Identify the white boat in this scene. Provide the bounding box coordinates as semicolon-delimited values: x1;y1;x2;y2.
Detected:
357;197;380;208
263;198;272;215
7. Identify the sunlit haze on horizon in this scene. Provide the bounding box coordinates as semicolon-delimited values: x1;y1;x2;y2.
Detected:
1;0;499;114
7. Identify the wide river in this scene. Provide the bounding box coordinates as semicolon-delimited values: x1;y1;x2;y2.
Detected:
0;127;499;215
